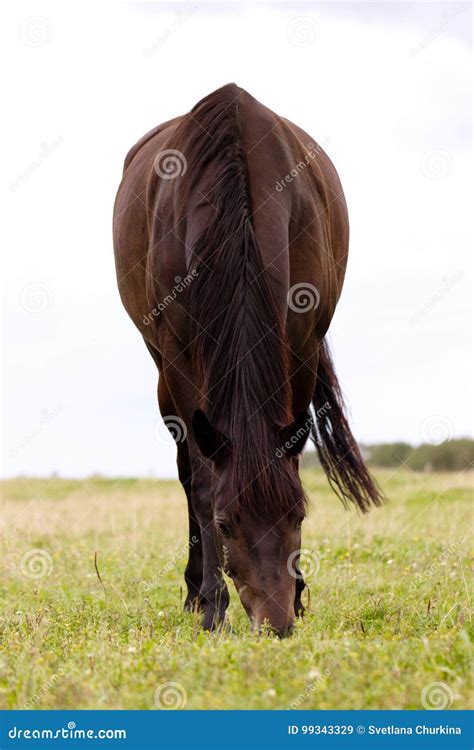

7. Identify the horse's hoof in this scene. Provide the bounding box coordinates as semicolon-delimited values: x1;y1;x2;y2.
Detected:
183;595;201;613
201;610;230;633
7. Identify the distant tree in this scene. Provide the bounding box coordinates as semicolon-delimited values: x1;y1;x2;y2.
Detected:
302;438;473;472
366;442;412;468
407;439;474;472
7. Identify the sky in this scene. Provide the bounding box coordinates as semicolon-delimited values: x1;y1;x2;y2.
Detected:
2;0;472;478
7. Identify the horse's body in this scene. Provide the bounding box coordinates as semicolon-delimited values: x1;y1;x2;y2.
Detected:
113;84;381;635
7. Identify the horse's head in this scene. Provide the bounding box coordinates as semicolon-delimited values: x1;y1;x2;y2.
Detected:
192;408;311;637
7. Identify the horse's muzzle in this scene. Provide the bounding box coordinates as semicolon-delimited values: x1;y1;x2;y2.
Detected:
251;600;295;638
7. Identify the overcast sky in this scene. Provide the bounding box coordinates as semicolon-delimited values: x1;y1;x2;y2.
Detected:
2;1;472;478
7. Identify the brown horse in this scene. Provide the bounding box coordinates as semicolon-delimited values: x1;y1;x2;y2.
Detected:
113;84;381;636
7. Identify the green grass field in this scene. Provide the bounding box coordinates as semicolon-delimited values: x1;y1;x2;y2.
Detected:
0;468;472;710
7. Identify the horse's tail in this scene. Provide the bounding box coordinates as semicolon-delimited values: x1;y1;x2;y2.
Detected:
311;339;383;512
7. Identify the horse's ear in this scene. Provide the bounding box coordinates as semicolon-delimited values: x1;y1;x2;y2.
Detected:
192;409;230;461
279;409;312;458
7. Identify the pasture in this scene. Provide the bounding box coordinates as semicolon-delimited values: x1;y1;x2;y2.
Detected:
0;468;472;710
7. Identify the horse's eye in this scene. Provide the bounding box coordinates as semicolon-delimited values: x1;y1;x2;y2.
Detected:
217;520;231;538
295;519;303;531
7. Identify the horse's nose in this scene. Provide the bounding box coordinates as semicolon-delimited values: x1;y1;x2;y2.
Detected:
273;620;294;639
252;601;295;638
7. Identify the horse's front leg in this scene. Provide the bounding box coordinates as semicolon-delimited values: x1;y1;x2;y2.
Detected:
157;373;203;611
176;444;203;611
294;570;306;617
157;344;229;630
190;459;229;630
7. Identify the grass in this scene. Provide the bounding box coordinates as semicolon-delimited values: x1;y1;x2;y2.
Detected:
0;468;472;710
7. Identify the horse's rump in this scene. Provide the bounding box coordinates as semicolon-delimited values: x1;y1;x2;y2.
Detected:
114;83;382;513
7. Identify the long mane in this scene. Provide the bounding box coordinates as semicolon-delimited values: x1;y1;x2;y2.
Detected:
175;84;306;520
